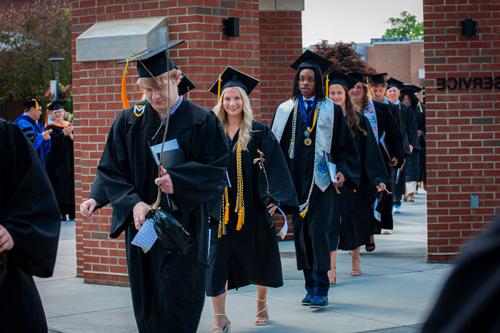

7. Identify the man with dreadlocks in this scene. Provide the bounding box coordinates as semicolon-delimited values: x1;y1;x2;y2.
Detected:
271;50;359;308
97;40;229;332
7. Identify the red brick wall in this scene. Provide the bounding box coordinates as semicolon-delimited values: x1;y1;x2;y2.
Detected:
258;10;302;124
366;42;424;85
423;0;500;262
72;1;302;285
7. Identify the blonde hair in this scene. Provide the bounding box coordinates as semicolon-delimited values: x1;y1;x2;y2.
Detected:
137;69;182;91
213;86;254;151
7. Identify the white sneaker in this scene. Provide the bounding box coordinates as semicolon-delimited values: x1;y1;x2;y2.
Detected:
393;205;401;214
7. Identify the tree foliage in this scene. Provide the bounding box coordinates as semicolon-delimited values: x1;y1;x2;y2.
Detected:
383;11;423;40
313;40;374;74
0;0;72;102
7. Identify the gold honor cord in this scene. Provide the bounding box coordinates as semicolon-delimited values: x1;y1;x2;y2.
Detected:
299;173;315;219
218;143;245;237
288;101;299;159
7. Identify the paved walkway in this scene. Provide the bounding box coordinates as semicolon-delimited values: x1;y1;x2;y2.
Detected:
38;191;453;332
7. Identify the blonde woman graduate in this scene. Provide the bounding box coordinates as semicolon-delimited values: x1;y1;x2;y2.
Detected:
327;70;389;280
206;67;298;332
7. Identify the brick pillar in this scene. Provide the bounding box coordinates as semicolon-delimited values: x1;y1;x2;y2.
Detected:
72;0;267;285
423;0;499;262
259;10;302;124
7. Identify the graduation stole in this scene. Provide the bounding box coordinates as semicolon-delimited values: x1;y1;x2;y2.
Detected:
218;142;245;238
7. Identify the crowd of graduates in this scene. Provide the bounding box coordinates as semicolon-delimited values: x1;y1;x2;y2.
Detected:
2;42;431;333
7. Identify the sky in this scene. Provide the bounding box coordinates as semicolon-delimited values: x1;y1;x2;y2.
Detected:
302;0;423;46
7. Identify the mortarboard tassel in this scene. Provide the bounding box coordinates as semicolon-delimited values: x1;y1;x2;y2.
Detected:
121;59;131;110
325;76;329;98
217;75;222;102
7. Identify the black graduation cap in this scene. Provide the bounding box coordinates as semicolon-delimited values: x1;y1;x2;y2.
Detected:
290;50;332;74
48;100;65;111
23;99;39;110
327;70;357;91
178;75;195;95
209;66;259;97
348;72;370;84
369;72;388;85
386;77;405;90
401;84;423;94
119;40;184;78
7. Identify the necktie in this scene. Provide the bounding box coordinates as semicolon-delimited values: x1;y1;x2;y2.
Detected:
305;100;313;120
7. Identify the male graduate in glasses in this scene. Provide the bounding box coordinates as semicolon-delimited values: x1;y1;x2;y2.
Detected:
97;41;229;332
271;51;359;308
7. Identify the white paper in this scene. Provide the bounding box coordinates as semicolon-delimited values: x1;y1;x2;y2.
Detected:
373;197;382;222
276;206;289;240
131;218;158;253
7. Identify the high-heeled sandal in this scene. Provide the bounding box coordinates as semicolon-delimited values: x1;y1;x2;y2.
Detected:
212;313;231;333
255;298;269;326
351;255;362;276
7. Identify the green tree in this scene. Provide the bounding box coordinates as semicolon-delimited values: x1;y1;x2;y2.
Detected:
383;11;423;40
313;40;374;74
0;0;71;104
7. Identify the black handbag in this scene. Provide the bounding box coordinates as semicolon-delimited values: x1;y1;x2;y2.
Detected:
147;209;194;255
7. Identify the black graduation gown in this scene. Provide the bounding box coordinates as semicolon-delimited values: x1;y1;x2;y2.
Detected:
389;102;419;199
370;101;403;231
97;100;229;333
417;104;426;182
0;119;61;333
89;172;109;209
338;114;389;250
206;121;298;296
422;215;500;333
273;102;359;271
45;123;75;219
404;105;422;183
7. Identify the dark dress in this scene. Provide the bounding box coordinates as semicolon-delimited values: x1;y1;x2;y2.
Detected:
273;102;359;272
206;121;298;296
367;101;403;233
338;114;389;250
46;123;75;219
97;100;229;333
0;119;61;332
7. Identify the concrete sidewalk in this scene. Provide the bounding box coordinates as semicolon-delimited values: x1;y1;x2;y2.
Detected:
37;192;453;332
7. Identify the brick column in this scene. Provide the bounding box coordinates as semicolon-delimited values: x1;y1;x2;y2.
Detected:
423;0;499;262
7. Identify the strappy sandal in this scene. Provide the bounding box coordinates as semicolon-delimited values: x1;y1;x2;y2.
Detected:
255;298;269;326
351;256;362;276
212;313;231;333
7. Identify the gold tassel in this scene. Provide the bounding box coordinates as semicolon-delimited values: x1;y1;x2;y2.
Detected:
217;75;222;102
325;76;329;97
299;206;308;219
217;220;223;238
223;187;230;225
236;208;245;231
121;59;130;109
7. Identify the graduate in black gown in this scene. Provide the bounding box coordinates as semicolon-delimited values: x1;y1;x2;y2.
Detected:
45;100;75;220
272;51;359;308
386;78;419;212
422;214;500;333
327;71;389;281
206;67;298;331
348;72;403;251
401;84;426;199
0;118;61;332
97;41;229;333
80;75;197;218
